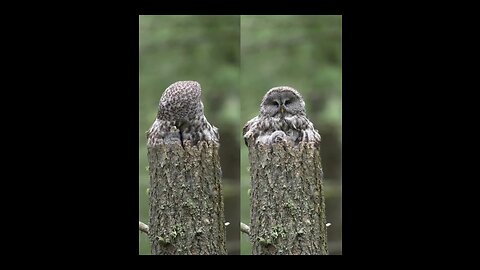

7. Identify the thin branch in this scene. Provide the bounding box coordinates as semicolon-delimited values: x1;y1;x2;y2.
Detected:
240;222;250;235
139;221;149;234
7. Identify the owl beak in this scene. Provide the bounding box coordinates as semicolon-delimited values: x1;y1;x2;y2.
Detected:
280;105;285;115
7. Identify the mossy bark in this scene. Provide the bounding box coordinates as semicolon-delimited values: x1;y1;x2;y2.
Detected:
247;141;328;255
147;140;227;255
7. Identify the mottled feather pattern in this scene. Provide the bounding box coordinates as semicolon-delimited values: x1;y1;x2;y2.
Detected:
147;81;219;146
243;86;321;146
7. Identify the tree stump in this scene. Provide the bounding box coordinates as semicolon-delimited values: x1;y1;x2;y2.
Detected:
247;140;328;255
147;138;227;255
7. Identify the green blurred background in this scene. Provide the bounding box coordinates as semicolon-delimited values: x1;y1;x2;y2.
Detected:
240;15;342;254
139;15;241;255
139;15;341;255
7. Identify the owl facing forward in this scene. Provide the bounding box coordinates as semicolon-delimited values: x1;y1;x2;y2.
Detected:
243;86;320;146
147;81;219;146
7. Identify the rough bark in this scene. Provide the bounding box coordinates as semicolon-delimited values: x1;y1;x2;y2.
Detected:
247;141;328;255
147;140;227;255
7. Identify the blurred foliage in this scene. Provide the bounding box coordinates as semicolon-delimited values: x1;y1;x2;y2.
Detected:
139;15;240;255
240;15;342;254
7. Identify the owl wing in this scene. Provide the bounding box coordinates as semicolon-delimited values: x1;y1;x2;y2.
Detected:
243;115;259;147
212;125;220;141
302;117;321;144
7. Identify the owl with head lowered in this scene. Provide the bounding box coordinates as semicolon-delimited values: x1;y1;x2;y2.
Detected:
147;81;219;146
243;86;320;146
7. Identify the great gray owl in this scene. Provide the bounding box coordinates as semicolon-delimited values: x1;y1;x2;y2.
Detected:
147;81;219;146
243;86;321;146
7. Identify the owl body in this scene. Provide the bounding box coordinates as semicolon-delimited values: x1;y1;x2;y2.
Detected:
243;86;320;146
147;81;218;146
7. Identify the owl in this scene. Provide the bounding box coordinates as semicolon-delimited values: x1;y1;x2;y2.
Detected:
243;86;321;146
147;81;219;146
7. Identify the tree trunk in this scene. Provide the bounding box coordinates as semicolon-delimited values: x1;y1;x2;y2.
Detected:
247;141;328;255
147;140;227;255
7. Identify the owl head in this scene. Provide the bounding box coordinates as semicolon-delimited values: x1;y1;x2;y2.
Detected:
259;86;306;117
158;81;203;121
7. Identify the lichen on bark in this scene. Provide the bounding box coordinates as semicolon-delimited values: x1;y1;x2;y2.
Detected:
147;139;227;255
247;140;328;255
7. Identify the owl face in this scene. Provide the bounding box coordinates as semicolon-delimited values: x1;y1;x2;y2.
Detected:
260;86;306;118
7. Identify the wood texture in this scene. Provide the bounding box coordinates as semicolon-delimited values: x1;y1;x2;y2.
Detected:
147;140;227;255
247;140;328;255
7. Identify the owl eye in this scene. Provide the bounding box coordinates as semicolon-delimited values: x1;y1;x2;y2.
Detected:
284;100;291;105
271;101;280;106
